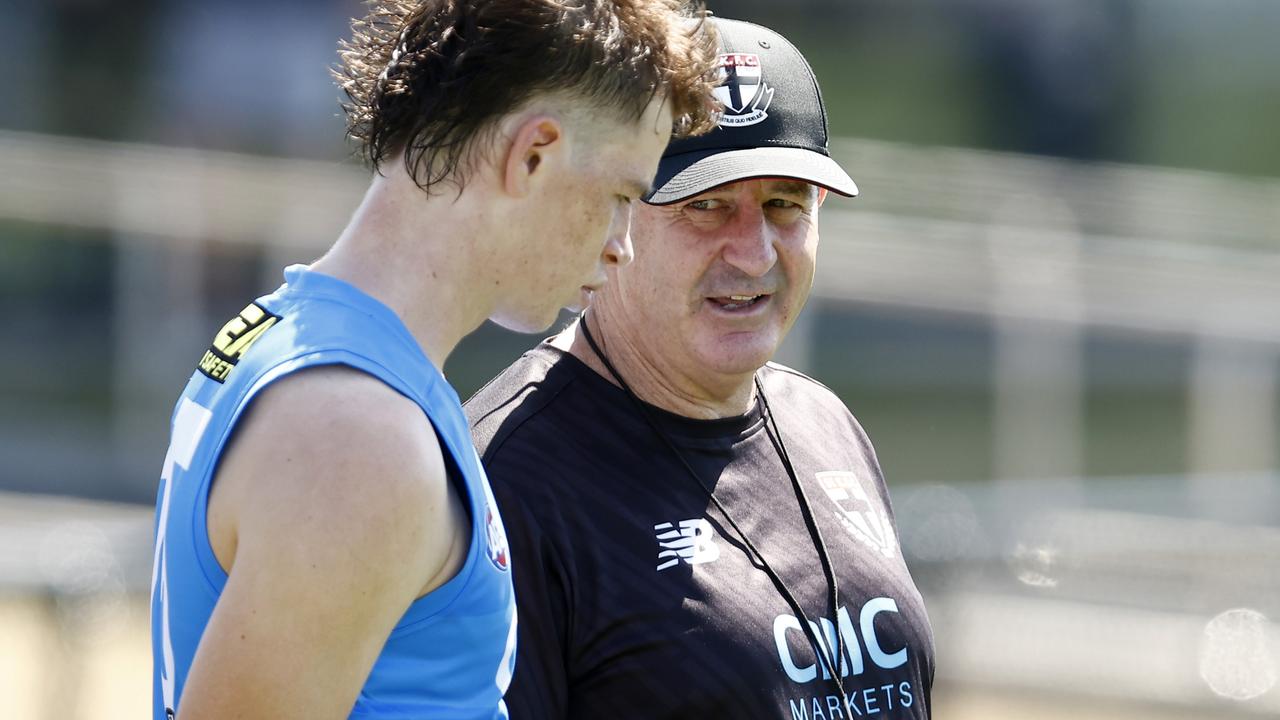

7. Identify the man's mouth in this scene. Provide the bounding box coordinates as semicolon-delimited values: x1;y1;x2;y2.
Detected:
708;294;769;311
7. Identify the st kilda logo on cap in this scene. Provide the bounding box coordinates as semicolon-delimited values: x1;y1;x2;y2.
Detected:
713;53;774;128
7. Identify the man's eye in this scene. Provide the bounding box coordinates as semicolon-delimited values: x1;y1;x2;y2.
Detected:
766;199;800;209
687;199;717;211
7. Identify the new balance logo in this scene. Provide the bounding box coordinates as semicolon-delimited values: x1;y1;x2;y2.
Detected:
655;519;720;571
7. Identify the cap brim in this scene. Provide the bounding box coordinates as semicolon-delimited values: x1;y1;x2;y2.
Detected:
644;146;859;205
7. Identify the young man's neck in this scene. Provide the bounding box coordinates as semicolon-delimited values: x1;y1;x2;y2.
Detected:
557;313;757;421
312;173;501;369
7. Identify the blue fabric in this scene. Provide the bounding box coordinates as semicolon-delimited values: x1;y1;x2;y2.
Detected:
151;265;516;719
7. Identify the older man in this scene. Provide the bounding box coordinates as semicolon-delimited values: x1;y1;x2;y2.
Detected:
467;17;934;719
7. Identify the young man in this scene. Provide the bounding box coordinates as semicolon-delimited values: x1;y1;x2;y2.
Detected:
149;2;718;718
467;18;935;719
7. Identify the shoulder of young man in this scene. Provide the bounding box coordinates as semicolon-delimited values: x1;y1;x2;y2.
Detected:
214;364;462;593
178;366;467;717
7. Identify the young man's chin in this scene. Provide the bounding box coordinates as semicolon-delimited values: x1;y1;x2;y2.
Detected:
564;286;597;315
490;304;561;336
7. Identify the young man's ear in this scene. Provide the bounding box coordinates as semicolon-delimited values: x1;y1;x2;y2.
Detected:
502;114;565;198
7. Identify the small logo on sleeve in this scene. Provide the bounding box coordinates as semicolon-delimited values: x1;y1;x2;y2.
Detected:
655;519;721;571
197;302;280;383
816;471;897;558
485;505;511;571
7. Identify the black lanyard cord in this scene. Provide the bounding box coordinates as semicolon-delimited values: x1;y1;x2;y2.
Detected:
756;374;846;686
578;315;852;710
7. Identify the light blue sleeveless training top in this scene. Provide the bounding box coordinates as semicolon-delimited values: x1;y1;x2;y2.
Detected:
150;265;517;719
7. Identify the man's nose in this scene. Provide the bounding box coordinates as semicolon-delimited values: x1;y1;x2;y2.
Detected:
721;206;777;278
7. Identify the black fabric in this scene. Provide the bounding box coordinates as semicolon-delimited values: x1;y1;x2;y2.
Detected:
466;345;934;720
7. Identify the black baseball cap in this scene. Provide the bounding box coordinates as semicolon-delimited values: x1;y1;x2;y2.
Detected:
644;17;858;205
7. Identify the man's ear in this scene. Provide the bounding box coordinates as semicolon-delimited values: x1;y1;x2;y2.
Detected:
502;114;565;198
816;187;829;208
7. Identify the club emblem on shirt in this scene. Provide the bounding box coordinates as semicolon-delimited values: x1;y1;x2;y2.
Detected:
655;519;721;571
713;53;773;127
816;471;897;558
485;505;510;571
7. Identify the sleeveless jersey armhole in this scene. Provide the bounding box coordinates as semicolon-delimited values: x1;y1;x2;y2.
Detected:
187;351;487;628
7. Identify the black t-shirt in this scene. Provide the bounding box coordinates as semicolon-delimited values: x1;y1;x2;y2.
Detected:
466;344;934;719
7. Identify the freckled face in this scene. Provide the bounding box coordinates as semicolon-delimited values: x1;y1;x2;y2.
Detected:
594;178;822;378
489;98;673;333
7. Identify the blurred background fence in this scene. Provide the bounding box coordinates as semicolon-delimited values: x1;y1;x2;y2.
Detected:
2;0;1279;718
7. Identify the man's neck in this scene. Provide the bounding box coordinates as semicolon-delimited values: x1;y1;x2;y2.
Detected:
556;314;757;420
312;174;499;369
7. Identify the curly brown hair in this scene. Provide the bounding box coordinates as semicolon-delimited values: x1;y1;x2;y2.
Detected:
335;0;719;194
